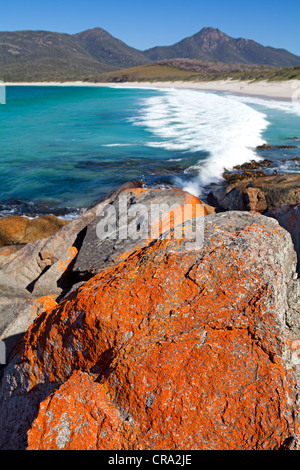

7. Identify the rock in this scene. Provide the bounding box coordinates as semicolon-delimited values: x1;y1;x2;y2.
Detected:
0;182;146;360
223;170;267;185
209;173;300;213
0;239;47;299
36;180;144;272
232;159;273;170
72;187;207;281
0;245;24;268
267;203;300;273
257;143;297;150
0;295;57;364
0;211;299;450
0;180;145;300
0;215;69;246
27;370;130;450
203;202;216;214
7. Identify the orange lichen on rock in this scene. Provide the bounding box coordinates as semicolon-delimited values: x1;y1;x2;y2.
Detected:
54;246;78;273
27;371;133;450
35;295;58;312
0;215;69;247
0;211;299;450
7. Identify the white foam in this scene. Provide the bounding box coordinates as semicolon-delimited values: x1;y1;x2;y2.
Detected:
229;94;300;117
102;143;131;147
132;89;269;196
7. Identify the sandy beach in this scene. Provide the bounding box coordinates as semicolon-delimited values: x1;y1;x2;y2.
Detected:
4;78;300;101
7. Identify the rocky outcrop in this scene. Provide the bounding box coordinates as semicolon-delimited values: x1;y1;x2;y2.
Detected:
0;181;145;299
0;211;299;450
0;183;205;370
257;143;297;150
0;180;145;363
208;173;300;213
0;215;69;246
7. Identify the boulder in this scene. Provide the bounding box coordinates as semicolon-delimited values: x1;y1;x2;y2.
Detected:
0;215;69;246
0;211;299;450
208;173;300;213
72;187;207;280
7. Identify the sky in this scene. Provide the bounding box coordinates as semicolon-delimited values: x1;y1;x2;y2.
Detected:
1;0;300;56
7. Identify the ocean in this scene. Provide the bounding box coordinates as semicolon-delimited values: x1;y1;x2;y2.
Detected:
0;85;299;218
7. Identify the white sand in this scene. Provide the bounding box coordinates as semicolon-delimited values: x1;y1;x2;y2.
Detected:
4;79;300;101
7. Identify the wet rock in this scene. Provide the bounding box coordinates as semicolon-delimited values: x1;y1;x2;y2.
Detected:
232;159;273;170
209;173;300;213
223;170;267;185
257;143;297;150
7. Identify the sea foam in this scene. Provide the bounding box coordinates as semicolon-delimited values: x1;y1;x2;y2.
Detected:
132;89;270;196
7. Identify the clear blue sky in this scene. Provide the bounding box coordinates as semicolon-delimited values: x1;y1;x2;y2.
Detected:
2;0;300;56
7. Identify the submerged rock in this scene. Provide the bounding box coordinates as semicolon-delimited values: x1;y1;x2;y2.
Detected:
0;211;299;450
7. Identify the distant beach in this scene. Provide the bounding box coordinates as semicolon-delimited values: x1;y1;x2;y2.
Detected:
5;79;300;101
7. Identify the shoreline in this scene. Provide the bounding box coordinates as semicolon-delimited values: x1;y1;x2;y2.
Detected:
4;78;300;101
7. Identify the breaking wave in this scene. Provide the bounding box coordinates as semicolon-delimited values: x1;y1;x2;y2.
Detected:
132;88;270;196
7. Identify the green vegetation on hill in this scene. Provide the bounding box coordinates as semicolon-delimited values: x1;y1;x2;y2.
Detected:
96;60;300;83
97;64;197;82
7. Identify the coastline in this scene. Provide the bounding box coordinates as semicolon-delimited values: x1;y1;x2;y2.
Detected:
4;78;300;101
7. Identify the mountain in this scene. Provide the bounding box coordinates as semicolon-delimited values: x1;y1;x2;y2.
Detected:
0;28;150;81
74;28;151;69
0;27;299;82
144;27;300;67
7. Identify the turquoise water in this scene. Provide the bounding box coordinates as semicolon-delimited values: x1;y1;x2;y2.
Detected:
0;85;299;217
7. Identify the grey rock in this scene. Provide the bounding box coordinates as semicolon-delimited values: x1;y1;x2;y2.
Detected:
267;203;300;273
0;180;144;300
0;181;144;366
72;187;203;279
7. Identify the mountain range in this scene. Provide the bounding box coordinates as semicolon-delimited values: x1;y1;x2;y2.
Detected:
0;26;299;81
